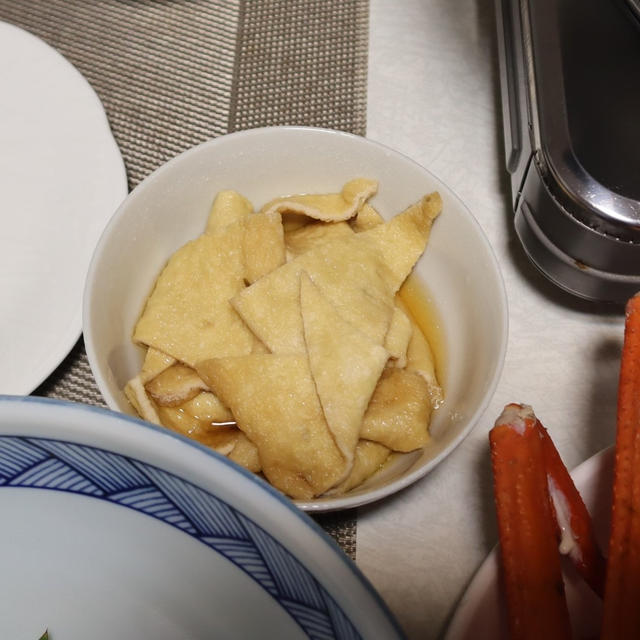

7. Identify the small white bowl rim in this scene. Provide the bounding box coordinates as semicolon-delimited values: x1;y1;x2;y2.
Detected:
83;125;509;512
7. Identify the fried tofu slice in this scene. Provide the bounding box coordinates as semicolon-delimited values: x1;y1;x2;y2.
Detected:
396;275;443;406
128;352;233;426
126;369;235;432
231;193;441;353
231;233;396;354
139;347;176;384
145;363;209;407
384;306;413;368
405;319;443;407
300;273;388;471
206;189;285;284
205;190;253;234
177;390;234;424
125;375;162;425
329;440;391;495
126;375;257;469
157;408;238;454
284;220;353;258
156;404;259;473
196;353;347;499
232;193;440;355
228;432;261;473
133;222;254;367
155;391;250;462
350;203;384;232
360;368;432;452
261;178;378;222
243;211;286;284
359;192;442;292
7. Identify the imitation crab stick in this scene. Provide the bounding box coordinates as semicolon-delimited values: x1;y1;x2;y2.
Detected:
601;292;640;639
538;422;606;597
490;403;572;640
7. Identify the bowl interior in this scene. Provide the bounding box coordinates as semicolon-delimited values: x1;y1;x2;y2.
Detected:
84;127;507;511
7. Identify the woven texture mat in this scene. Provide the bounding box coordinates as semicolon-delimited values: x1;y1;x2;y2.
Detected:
0;0;369;558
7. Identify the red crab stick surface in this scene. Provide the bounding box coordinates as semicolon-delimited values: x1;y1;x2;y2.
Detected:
538;423;606;597
601;293;640;640
490;403;572;640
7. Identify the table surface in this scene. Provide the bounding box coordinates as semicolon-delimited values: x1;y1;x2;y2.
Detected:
360;1;623;638
1;1;627;639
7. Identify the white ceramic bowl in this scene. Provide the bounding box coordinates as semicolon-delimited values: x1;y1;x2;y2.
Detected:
83;126;508;511
0;396;403;639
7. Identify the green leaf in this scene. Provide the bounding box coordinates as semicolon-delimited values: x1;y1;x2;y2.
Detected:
38;631;49;640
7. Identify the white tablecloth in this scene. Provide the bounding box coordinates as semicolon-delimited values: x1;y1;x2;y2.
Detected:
359;1;623;637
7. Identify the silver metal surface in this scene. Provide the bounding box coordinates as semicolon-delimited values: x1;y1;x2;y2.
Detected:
495;0;640;302
627;0;640;23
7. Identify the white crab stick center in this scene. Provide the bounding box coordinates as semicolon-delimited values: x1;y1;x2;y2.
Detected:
547;475;581;562
494;403;535;435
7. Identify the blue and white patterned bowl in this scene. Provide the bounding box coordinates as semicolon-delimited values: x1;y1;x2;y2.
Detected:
0;396;404;639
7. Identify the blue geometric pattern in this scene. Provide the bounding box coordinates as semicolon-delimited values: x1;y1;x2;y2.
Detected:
0;436;362;640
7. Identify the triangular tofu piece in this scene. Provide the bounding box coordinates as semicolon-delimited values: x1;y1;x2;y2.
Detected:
300;273;388;469
328;440;391;495
156;407;238;455
139;347;176;383
261;178;377;222
133;223;255;367
231;194;441;355
360;192;442;292
145;363;208;407
124;375;161;425
196;354;346;499
231;233;396;354
227;432;261;473
205;190;253;234
179;390;234;423
361;368;432;451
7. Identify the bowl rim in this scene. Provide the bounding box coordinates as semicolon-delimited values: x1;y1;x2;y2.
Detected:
83;125;509;512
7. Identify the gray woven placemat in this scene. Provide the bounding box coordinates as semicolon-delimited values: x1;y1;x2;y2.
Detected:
1;0;367;558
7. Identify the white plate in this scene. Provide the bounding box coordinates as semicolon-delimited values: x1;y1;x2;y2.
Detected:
0;21;127;394
0;396;404;639
445;447;614;640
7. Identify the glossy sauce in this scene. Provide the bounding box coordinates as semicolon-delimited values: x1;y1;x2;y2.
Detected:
398;273;446;392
